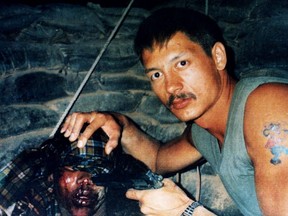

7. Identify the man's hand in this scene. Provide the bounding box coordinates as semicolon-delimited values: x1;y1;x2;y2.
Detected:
126;178;192;216
61;111;122;154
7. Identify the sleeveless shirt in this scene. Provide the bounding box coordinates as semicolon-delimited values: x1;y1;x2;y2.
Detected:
191;75;288;216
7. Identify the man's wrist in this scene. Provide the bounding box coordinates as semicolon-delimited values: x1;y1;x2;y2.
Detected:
111;112;128;128
181;201;203;216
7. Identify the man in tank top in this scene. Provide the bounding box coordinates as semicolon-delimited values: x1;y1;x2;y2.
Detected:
61;7;288;216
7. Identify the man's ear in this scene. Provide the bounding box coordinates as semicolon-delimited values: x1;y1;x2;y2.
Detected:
212;42;227;70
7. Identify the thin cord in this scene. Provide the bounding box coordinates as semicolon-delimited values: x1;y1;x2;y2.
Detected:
205;0;209;15
195;165;201;201
194;0;209;202
49;0;135;137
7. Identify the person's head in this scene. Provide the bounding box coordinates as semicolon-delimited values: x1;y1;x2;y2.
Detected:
53;131;112;216
134;8;232;122
134;7;225;63
55;167;106;216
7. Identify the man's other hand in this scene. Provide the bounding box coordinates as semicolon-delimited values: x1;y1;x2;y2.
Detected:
61;111;121;154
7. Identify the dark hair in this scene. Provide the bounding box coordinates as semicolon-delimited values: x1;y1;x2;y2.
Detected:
134;7;226;61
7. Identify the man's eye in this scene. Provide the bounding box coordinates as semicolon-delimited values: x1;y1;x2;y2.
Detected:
151;72;162;81
177;60;187;68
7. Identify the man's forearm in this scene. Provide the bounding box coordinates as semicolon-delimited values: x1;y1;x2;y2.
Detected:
114;113;160;171
116;114;202;174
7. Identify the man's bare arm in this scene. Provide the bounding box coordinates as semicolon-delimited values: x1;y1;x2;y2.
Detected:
245;83;288;215
61;111;202;173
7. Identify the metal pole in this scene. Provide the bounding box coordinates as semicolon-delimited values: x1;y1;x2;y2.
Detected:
50;0;135;137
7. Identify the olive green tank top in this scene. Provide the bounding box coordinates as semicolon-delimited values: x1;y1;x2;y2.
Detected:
191;75;288;216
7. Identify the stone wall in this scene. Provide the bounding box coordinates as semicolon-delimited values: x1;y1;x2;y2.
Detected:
0;0;288;215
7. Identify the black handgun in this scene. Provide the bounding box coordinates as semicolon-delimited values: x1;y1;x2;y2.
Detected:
91;165;164;190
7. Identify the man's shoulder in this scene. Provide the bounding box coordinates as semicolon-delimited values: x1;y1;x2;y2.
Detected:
246;82;288;107
244;80;288;160
228;73;288;120
244;81;288;126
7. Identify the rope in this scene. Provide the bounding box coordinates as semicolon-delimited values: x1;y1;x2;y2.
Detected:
195;165;201;201
194;0;210;202
50;0;135;137
205;0;209;15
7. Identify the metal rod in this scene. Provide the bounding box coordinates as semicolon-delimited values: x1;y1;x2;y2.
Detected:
50;0;135;137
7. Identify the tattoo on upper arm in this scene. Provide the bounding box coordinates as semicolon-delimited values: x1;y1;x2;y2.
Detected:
263;122;288;165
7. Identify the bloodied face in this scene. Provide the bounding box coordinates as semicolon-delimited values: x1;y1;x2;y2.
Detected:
56;167;106;216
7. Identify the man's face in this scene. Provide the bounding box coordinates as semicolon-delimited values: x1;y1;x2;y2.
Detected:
142;32;223;122
56;167;106;216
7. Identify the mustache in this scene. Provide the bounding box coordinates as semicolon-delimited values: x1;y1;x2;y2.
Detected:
166;92;196;108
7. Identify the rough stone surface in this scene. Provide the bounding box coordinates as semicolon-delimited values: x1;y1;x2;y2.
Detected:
0;0;287;215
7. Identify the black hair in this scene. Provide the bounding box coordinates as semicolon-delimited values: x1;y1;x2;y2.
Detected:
134;7;226;61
